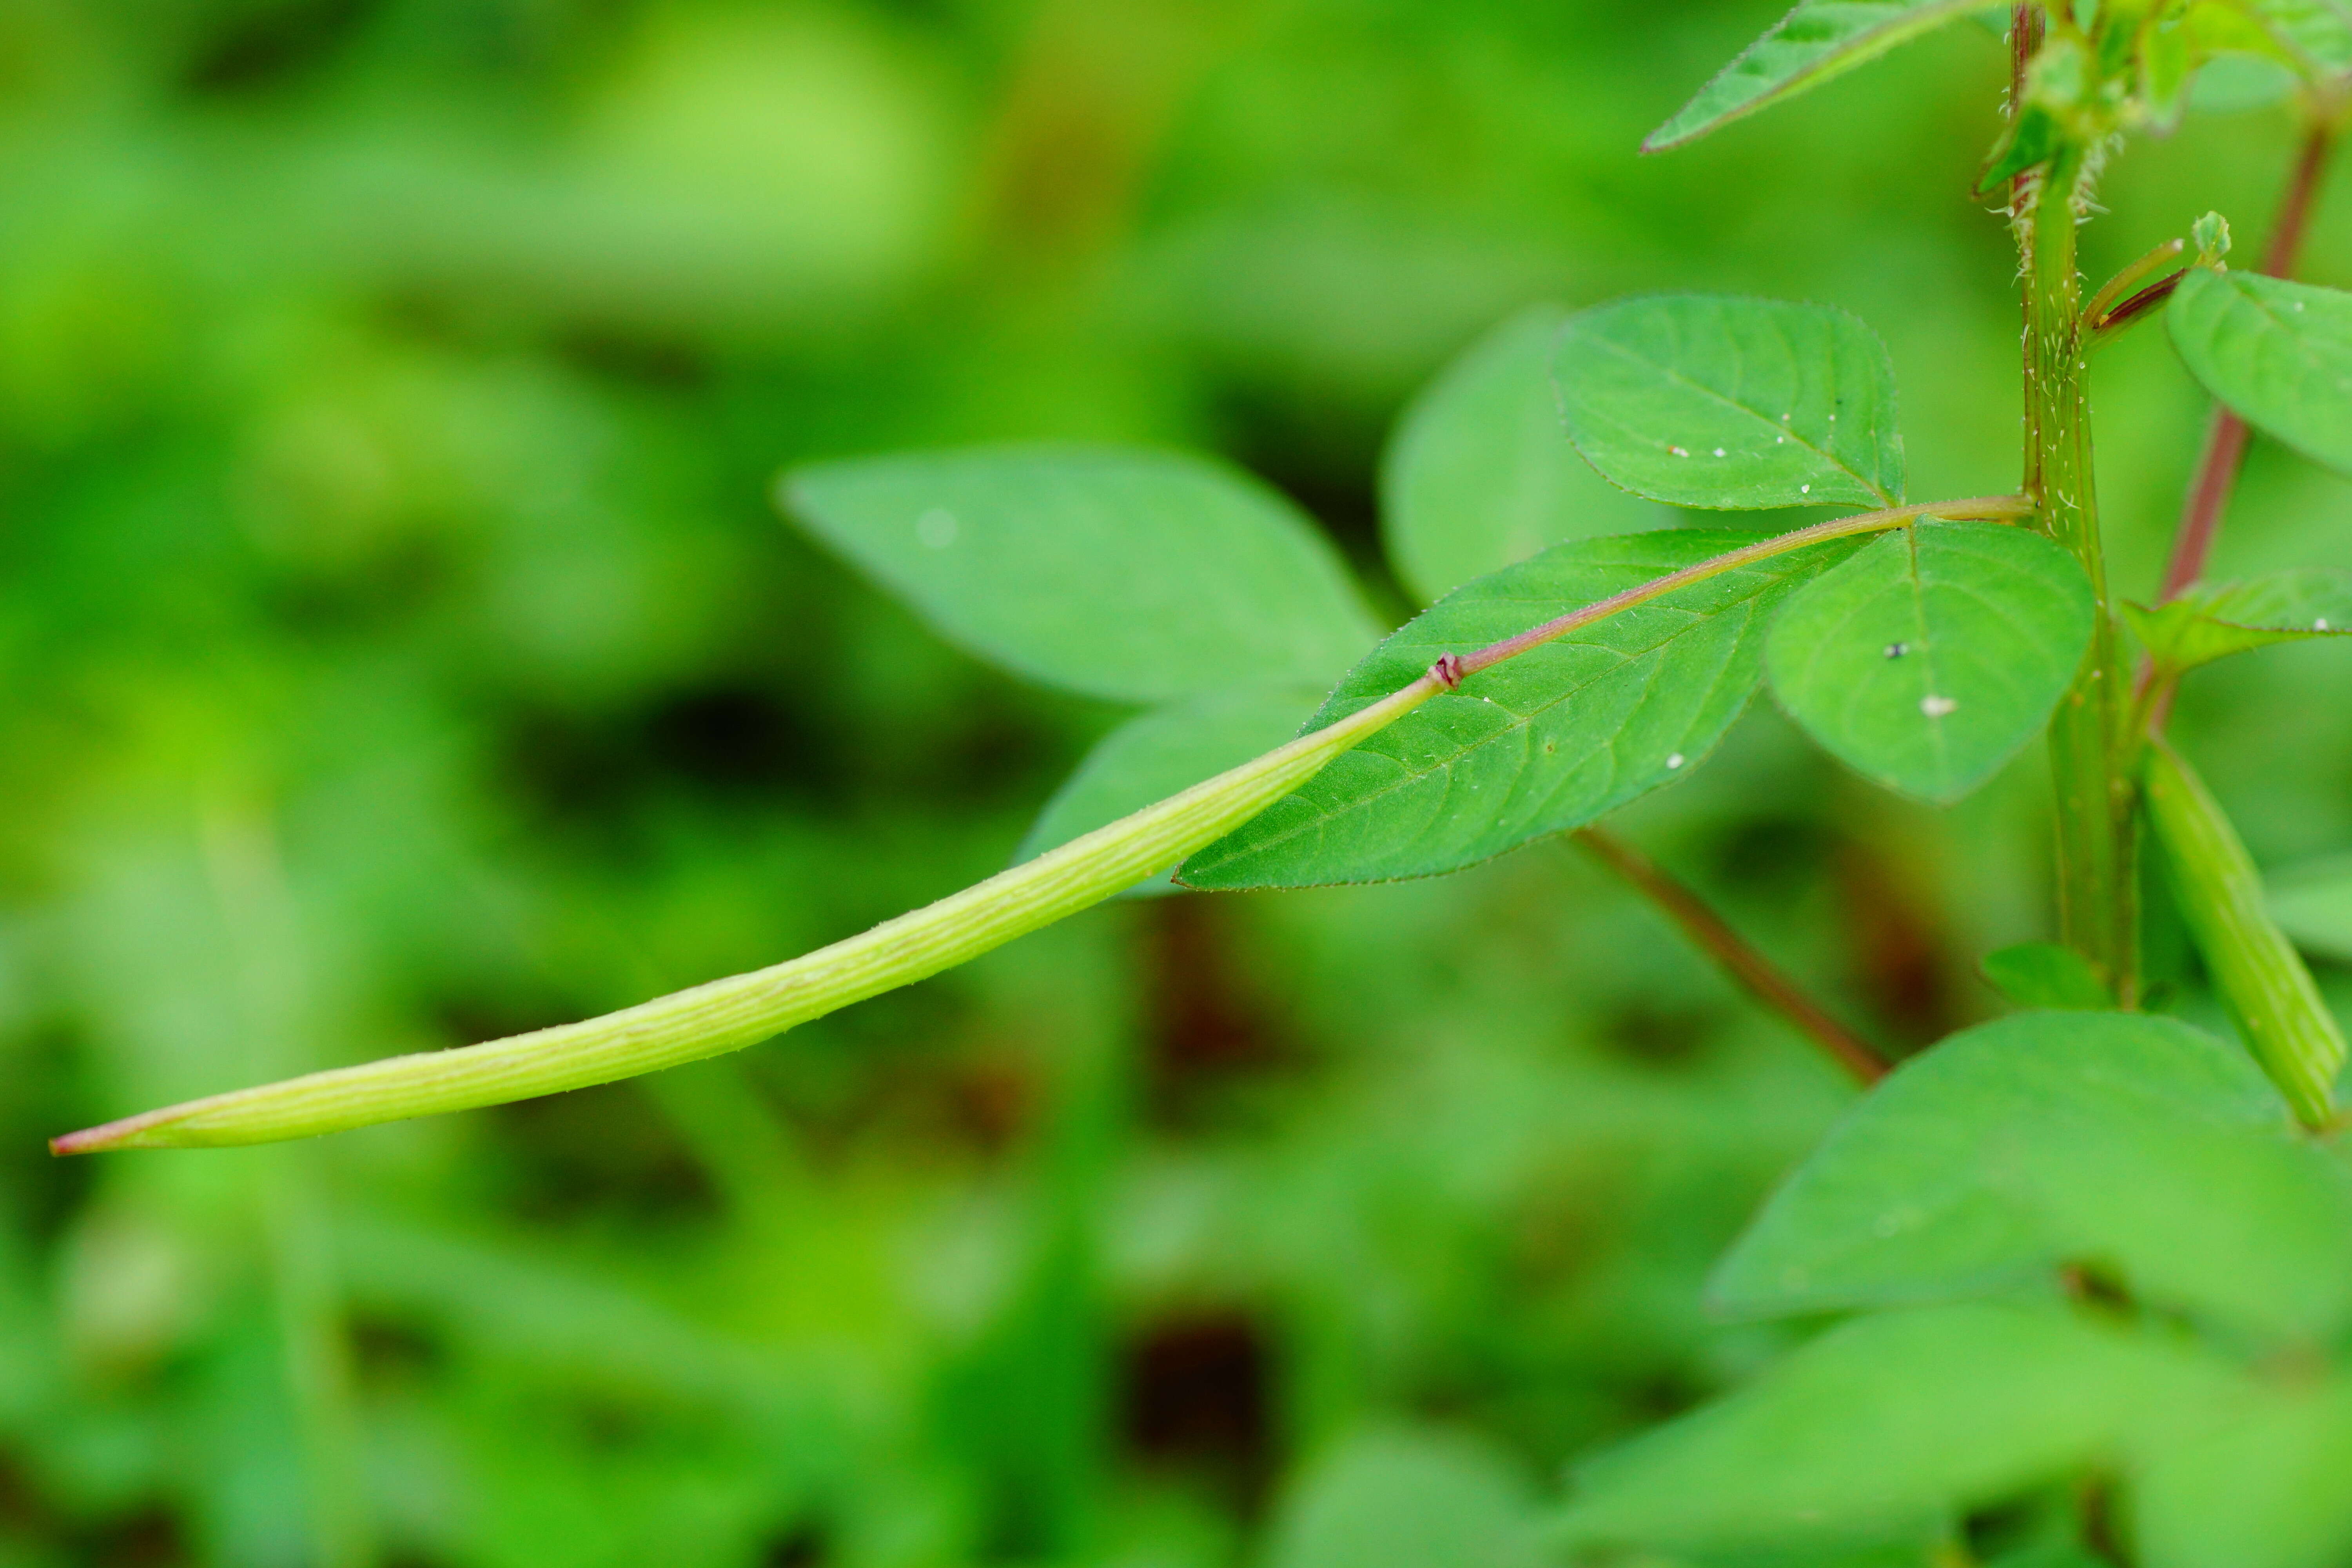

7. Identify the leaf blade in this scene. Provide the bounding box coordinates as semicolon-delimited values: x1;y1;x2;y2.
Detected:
1764;521;2095;804
1644;1;2001;153
1382;304;1676;604
1709;1011;2352;1339
1557;1301;2214;1554
2124;567;2352;674
782;444;1381;703
1180;529;1869;891
2167;270;2352;477
1555;295;1905;512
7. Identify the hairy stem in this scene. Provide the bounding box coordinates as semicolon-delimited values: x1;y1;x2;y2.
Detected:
2024;141;2138;1005
1573;828;1888;1084
55;496;2025;1153
2156;120;2335;603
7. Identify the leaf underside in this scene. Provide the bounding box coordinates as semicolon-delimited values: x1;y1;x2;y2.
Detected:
1710;1011;2352;1341
1015;686;1326;897
783;444;1381;704
1643;0;2001;152
1381;303;1675;605
1764;521;2096;804
2168;270;2352;478
1179;529;1870;891
2125;566;2352;673
1554;295;1904;512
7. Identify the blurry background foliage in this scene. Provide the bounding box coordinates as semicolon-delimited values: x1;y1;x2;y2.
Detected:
0;1;2347;1565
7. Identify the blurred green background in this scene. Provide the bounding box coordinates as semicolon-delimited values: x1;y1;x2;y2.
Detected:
0;2;2347;1564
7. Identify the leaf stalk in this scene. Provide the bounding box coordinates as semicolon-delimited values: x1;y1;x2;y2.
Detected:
1572;828;1889;1085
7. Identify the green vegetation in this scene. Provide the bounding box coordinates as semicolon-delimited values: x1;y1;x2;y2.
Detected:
10;2;2352;1565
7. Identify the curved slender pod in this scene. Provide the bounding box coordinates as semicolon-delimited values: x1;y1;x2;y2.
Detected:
53;497;2025;1154
2144;737;2345;1128
53;680;1436;1153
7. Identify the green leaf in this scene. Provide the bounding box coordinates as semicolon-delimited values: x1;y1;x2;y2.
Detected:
1179;529;1869;891
1980;942;2115;1011
1382;304;1675;605
1643;1;2001;152
2146;739;2348;1127
2133;1377;2352;1568
1555;296;1905;512
1554;1301;2212;1554
782;444;1381;704
1763;522;2095;804
2270;855;2352;962
2186;51;2299;113
2124;568;2352;673
1267;1428;1538;1568
2168;270;2352;478
2242;0;2352;75
1710;1012;2352;1339
1016;686;1324;897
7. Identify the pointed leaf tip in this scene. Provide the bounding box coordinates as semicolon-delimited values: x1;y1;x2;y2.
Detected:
1645;0;2000;152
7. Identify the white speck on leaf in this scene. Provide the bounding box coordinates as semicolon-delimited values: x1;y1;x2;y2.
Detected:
1666;753;1685;769
1922;695;1958;717
1800;484;1810;494
1712;448;1726;457
916;509;959;549
1669;445;1689;457
2319;618;2331;631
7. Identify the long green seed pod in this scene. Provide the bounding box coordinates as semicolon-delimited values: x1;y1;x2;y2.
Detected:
54;680;1439;1152
54;496;2029;1154
2144;737;2345;1127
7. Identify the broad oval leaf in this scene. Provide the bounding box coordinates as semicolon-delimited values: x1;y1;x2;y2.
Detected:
1764;521;2094;804
1555;295;1904;512
1382;305;1675;605
2168;270;2352;477
1644;1;2000;152
1555;1301;2215;1555
1710;1012;2352;1340
1178;529;1870;891
782;444;1381;704
1015;686;1324;897
2124;567;2352;673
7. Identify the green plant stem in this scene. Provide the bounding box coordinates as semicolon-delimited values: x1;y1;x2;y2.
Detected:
2024;141;2138;1006
1572;828;1889;1084
2143;737;2345;1126
53;495;2026;1153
